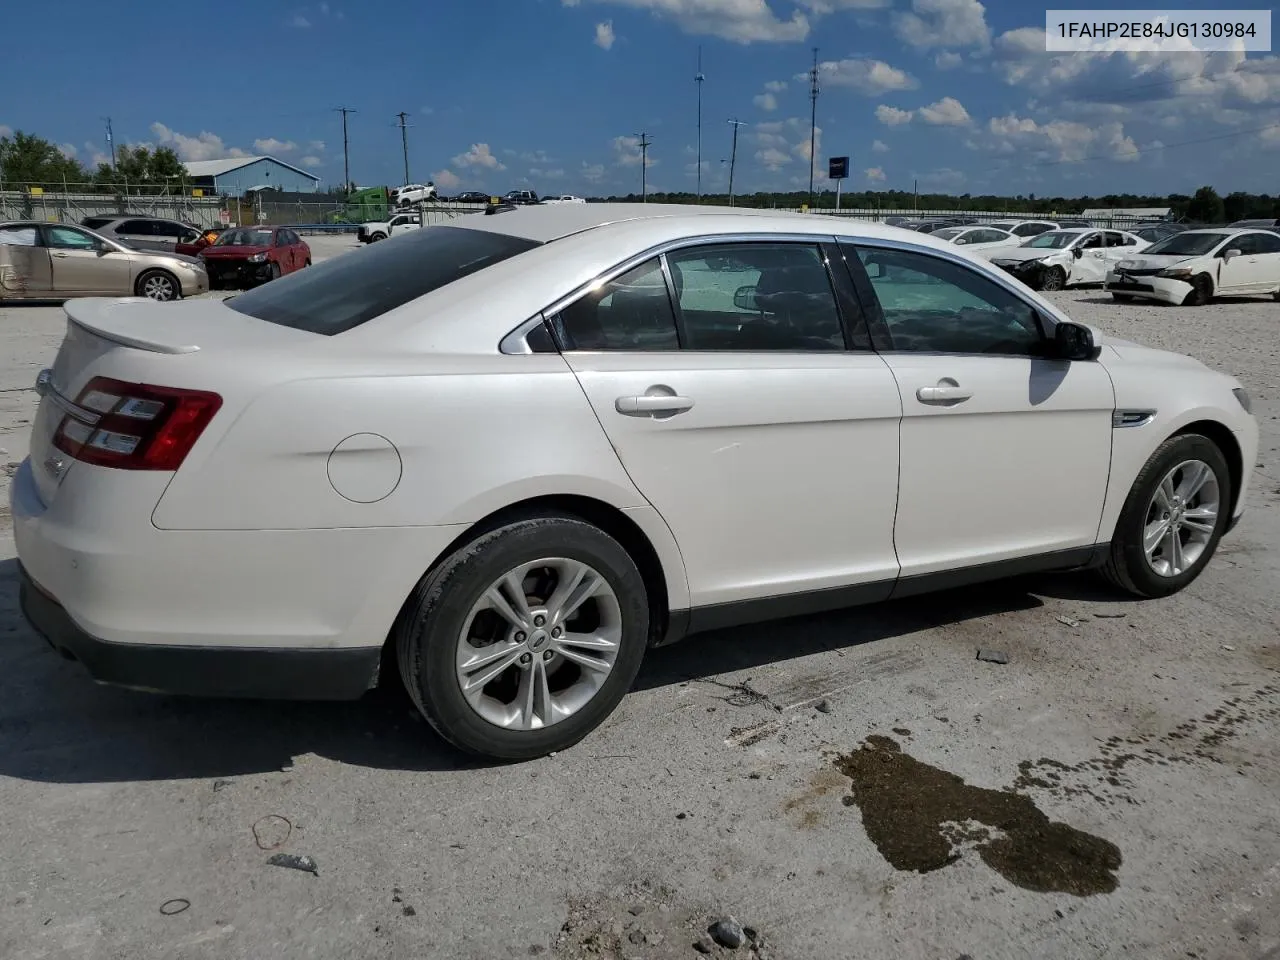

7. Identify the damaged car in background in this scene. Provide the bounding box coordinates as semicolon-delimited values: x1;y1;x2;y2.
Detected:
199;227;311;289
986;228;1149;291
1106;228;1280;306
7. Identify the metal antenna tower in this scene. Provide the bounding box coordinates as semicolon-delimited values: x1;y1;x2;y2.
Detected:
634;132;652;201
695;47;705;201
727;118;746;207
395;111;411;185
808;47;820;207
334;106;357;195
102;117;116;171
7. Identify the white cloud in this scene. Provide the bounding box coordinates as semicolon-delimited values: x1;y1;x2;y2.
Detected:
582;162;606;182
917;96;971;126
254;138;297;153
612;135;657;167
299;155;323;168
0;124;12;138
432;169;462;190
935;51;963;70
594;20;616;49
917;166;967;189
894;0;990;50
875;105;914;126
562;0;809;44
754;92;779;111
420;106;435;115
802;57;918;95
452;143;506;170
985;112;1139;162
308;140;326;152
756;146;792;169
520;150;555;163
872;139;890;152
57;143;78;159
865;166;886;182
532;167;567;179
150;122;250;161
752;116;821;180
764;80;788;92
797;0;891;10
289;13;311;28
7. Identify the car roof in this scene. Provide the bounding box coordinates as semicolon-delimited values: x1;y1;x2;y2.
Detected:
458;202;930;244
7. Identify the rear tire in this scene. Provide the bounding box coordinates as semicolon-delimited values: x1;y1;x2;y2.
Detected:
395;514;650;760
269;262;281;282
1182;274;1213;306
1100;433;1231;598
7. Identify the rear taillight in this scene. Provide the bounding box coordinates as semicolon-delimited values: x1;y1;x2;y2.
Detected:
53;377;222;471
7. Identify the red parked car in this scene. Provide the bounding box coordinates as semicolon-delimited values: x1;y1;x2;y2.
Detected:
174;226;227;257
199;226;311;289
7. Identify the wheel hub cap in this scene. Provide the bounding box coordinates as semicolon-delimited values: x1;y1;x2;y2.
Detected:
1142;459;1220;578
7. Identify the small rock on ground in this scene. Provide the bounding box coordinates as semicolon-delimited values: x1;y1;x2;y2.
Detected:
710;916;747;949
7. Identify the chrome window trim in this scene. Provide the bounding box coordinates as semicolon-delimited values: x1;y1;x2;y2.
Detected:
499;231;844;354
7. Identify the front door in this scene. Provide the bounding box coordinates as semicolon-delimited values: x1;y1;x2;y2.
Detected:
555;241;903;611
43;225;135;295
844;242;1115;579
0;224;53;296
1070;231;1111;284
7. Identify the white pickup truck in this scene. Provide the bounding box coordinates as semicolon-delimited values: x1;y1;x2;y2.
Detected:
356;212;422;243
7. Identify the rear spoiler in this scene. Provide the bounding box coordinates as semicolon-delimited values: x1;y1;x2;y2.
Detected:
64;298;201;355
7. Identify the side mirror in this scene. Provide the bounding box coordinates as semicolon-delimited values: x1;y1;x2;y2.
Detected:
1054;321;1099;361
733;285;758;311
954;238;968;245
1222;248;1241;261
1072;247;1084;259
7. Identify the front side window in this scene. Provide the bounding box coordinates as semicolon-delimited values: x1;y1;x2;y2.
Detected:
555;258;679;351
851;245;1044;356
1227;234;1262;255
666;243;846;351
44;226;99;250
227;225;540;335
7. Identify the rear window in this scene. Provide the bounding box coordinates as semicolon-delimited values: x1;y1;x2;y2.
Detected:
226;226;541;335
82;217;115;229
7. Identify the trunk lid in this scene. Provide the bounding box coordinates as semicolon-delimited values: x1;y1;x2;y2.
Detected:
28;296;314;506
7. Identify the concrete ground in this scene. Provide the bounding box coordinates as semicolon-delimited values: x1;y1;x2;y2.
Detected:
1;255;1278;960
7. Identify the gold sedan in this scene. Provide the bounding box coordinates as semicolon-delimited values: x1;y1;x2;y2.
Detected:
0;220;208;302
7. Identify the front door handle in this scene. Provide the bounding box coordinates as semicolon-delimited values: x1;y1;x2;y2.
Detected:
50;252;70;258
916;379;972;405
615;394;695;416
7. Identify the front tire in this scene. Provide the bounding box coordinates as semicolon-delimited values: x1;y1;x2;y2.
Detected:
136;269;180;301
1038;266;1067;292
369;231;387;242
395;514;650;760
1101;434;1231;598
1182;274;1213;306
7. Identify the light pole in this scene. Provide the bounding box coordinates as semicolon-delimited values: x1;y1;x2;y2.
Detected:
727;119;745;207
808;47;820;208
635;132;652;201
395;111;410;185
695;47;705;201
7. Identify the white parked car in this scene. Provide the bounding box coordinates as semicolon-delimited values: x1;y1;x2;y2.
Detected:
1106;228;1280;306
541;195;587;205
985;219;1062;239
929;225;1021;253
393;183;436;206
987;229;1149;291
356;212;421;243
11;204;1258;760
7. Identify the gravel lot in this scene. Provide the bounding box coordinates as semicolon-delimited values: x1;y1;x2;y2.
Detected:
1;254;1278;959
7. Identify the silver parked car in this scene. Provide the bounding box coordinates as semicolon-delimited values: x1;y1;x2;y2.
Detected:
80;215;205;254
0;221;208;301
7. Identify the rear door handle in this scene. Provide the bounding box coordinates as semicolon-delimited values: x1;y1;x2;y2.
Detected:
615;395;695;416
916;380;972;405
50;252;69;258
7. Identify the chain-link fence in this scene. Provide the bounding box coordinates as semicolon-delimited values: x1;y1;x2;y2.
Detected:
1;188;225;227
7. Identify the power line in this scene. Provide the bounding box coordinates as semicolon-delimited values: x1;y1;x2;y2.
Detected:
333;106;356;194
395;111;411;186
634;132;652;201
727;118;746;207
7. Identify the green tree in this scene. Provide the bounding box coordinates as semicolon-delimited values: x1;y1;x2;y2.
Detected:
1186;185;1225;224
94;144;188;194
0;130;88;187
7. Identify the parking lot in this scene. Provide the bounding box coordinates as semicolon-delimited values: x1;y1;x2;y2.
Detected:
1;242;1278;959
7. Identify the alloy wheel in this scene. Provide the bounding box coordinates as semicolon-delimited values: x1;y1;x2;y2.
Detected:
455;558;623;731
1142;459;1220;577
143;274;176;300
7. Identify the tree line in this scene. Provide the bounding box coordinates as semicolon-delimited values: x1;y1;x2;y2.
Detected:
0;129;189;194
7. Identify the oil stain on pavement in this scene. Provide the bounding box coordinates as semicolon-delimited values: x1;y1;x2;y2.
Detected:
834;735;1121;896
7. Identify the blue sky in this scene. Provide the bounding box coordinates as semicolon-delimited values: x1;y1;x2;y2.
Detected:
3;0;1278;197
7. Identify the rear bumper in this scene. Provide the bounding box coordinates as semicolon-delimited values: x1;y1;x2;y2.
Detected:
18;564;381;700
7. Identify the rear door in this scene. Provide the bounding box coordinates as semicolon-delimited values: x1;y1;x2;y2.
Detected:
115;219;163;252
556;239;903;613
0;224;53;297
1218;233;1277;293
43;225;134;295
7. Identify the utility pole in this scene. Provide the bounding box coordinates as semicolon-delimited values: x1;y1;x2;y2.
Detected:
102;117;116;171
808;46;820;208
727;118;745;207
695;46;705;201
634;132;652;201
334;106;356;195
913;178;919;213
395;111;411;185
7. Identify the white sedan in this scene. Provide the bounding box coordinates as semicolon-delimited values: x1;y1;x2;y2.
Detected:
929;225;1021;253
986;228;1150;291
1106;228;1280;305
11;204;1259;760
541;195;588;205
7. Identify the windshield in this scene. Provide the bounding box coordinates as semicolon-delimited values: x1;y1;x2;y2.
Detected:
931;227;965;241
216;228;274;246
1023;231;1082;249
226;226;541;335
1144;232;1230;256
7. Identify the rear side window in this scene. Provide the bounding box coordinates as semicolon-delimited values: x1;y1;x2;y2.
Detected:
119;220;158;235
82;217;114;230
226;226;540;335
